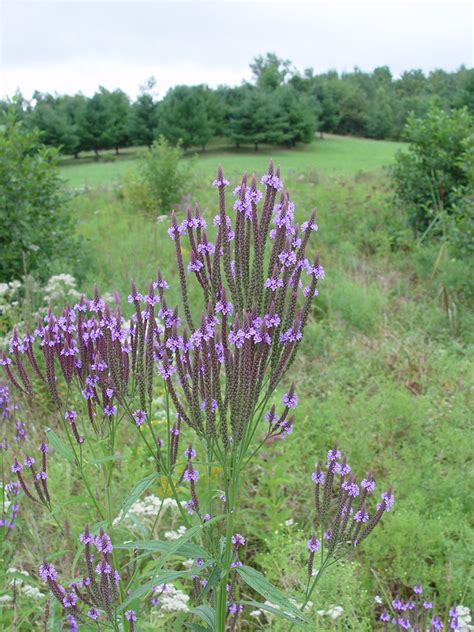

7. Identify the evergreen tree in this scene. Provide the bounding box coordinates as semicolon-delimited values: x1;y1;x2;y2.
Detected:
158;85;214;150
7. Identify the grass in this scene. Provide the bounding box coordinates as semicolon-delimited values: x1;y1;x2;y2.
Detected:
2;135;472;630
60;135;402;188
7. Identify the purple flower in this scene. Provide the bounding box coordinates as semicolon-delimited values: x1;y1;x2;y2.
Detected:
95;532;113;554
65;410;77;423
264;276;283;291
215;300;233;316
335;462;351;476
103;404;117;417
203;513;211;522
187;259;204;273
282;390;298;409
261;173;283;191
231;533;246;547
361;478;376;493
133;410;147;427
307;536;320;553
423;601;433;610
159;362;176;380
413;584;423;595
11;460;23;473
183;468;199;482
311;470;325;485
79;530;94;545
380;612;390;622
212;177;230;188
63;592;77;608
125;610;137;622
24;455;35;468
381;491;395;511
327;448;341;463
184;445;196;459
353;510;369;523
87;609;100;621
38;561;57;581
301;219;319;233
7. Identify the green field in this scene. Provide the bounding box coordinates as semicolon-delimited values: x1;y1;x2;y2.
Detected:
60;135;402;188
4;135;473;629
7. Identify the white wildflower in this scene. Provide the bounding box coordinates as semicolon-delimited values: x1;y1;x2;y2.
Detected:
284;518;295;527
326;605;344;620
152;583;189;613
164;525;187;540
20;585;44;600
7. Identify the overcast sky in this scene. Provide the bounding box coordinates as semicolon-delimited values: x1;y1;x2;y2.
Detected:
1;0;472;100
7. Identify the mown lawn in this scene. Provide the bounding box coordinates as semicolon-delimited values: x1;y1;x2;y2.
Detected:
4;135;472;629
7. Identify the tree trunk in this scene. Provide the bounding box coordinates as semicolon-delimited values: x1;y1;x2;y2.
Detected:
254;142;259;152
115;147;119;155
320;131;324;139
94;148;99;158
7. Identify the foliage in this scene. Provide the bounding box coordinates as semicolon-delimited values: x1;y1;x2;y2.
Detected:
3;60;474;158
0;114;76;282
1;136;472;630
123;136;196;216
157;85;216;150
390;105;474;233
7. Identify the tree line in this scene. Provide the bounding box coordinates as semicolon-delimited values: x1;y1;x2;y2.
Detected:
2;54;473;155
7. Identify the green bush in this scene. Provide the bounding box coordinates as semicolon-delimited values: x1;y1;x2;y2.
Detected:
0;113;75;282
391;105;474;233
123;135;196;216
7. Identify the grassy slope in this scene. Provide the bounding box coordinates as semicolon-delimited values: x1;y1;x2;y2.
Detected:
60;135;402;187
12;135;471;629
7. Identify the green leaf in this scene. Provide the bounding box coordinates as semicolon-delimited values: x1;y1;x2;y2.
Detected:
118;569;193;612
118;472;158;522
241;600;310;628
89;454;122;465
115;539;208;560
46;429;74;463
199;563;221;601
185;625;210;632
155;516;222;571
236;565;310;624
191;605;215;630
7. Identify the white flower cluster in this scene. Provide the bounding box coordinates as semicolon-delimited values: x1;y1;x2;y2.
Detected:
456;605;474;631
7;568;44;600
0;280;21;316
317;605;344;620
152;583;190;613
164;525;187;540
43;274;81;303
113;495;186;526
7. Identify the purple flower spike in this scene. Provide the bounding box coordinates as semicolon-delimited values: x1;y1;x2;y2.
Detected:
307;536;321;553
125;610;137;622
133;409;147;427
231;533;246;548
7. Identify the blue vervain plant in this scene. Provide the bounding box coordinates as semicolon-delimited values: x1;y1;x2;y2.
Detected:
3;162;393;631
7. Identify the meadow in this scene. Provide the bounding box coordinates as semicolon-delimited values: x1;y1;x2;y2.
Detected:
2;134;472;630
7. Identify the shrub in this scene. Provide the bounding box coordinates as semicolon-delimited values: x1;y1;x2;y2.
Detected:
0;113;75;282
123;135;196;216
391;105;474;233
